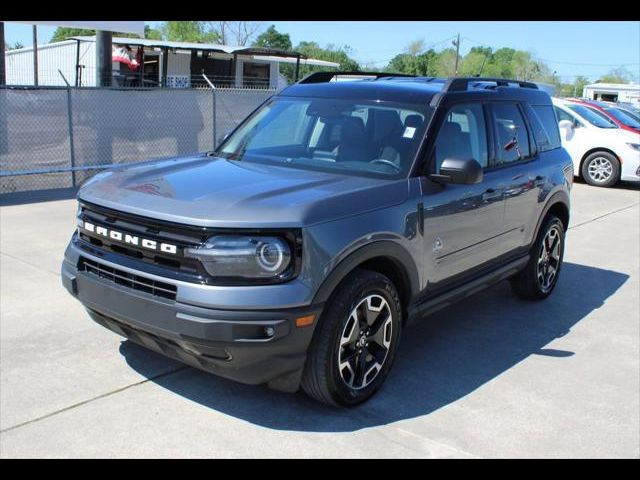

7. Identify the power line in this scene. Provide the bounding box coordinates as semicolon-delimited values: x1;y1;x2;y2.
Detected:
461;36;639;67
533;57;640;67
363;35;458;66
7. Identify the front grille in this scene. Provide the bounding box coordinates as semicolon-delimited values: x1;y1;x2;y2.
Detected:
77;202;207;280
80;257;177;300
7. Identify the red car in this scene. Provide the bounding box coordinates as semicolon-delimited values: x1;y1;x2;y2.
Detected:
566;98;640;134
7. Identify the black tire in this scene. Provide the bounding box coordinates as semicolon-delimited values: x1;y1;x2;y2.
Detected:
581;151;620;188
301;269;402;407
510;215;565;300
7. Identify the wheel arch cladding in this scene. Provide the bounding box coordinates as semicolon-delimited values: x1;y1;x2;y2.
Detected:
312;241;420;321
533;192;570;247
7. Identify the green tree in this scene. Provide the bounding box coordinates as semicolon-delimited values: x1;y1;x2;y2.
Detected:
50;27;95;43
572;75;591;97
598;66;633;84
160;21;219;43
253;25;292;51
460;49;490;77
280;41;360;83
50;26;149;43
144;25;162;40
433;48;458;77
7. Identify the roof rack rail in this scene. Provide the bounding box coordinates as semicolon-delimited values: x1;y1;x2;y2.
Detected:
443;77;539;92
297;71;416;84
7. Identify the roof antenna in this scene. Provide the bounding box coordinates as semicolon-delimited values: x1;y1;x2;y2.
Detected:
475;52;488;77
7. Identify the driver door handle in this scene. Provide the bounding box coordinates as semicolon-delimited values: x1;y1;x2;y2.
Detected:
533;175;546;187
482;188;503;202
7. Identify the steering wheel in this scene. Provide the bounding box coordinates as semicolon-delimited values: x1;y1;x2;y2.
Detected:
369;158;401;171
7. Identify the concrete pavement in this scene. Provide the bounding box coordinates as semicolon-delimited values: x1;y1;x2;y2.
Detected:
1;180;638;458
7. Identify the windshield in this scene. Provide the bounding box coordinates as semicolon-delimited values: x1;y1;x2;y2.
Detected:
566;103;617;128
602;107;640;128
216;96;432;178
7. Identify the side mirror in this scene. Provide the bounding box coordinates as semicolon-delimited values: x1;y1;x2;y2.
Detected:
558;119;574;132
430;158;483;185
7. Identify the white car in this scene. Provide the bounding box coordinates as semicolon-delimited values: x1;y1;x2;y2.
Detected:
552;98;640;187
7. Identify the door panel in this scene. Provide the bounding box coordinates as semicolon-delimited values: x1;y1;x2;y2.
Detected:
422;170;506;285
496;160;541;252
488;102;542;253
422;102;506;286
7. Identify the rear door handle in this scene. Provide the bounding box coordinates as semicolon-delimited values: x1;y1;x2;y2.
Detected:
533;175;546;187
482;188;503;202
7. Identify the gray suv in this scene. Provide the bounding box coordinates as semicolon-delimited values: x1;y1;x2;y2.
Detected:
62;74;573;406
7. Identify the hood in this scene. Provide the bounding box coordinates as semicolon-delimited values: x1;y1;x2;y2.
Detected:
78;155;409;228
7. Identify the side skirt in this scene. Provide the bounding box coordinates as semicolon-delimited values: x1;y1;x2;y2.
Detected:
407;255;529;324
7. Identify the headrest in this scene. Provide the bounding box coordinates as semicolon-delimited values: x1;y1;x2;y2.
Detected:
404;114;424;129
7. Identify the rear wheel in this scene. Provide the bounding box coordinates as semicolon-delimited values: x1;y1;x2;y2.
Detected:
301;269;402;407
581;151;620;187
510;215;565;300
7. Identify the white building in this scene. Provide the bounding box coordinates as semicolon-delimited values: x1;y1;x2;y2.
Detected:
4;36;339;88
582;82;640;107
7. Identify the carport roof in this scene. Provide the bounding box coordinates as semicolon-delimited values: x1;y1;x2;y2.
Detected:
69;36;340;68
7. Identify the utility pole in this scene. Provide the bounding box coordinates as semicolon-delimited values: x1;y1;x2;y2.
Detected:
96;30;112;87
452;33;461;76
32;25;38;86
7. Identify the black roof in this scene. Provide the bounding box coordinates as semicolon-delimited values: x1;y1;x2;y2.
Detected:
279;75;552;106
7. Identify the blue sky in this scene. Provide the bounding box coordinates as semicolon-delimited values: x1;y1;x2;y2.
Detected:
4;21;639;82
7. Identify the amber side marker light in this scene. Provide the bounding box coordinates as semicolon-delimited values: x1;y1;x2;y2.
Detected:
295;314;315;327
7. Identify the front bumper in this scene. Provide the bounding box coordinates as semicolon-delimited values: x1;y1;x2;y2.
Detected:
620;149;640;183
61;240;323;392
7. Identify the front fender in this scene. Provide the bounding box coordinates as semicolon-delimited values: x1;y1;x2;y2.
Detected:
311;240;420;305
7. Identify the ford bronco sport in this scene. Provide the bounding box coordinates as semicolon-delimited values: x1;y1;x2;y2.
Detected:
62;74;573;407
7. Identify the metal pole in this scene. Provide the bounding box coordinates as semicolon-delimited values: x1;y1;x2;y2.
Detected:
0;22;6;85
161;47;168;87
202;73;217;150
32;25;38;86
453;33;460;77
232;53;238;87
96;30;112;87
75;39;80;87
0;23;6;158
58;70;76;187
295;55;300;82
139;47;144;87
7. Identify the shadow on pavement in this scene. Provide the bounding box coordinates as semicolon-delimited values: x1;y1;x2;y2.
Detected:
119;261;628;432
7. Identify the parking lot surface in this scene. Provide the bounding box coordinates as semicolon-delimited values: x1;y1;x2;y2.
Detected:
1;181;638;458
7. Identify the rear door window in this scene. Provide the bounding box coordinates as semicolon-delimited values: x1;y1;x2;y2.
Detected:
490;103;532;166
529;105;562;151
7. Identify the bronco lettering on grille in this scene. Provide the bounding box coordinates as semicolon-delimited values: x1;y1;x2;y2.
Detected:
80;220;178;255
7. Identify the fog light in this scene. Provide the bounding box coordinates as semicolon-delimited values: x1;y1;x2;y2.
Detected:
264;326;275;338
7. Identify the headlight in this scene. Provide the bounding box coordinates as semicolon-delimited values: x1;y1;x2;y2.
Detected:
627;143;640;151
185;235;293;280
76;204;83;230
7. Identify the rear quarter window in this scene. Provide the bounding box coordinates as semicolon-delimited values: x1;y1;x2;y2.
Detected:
530;105;562;151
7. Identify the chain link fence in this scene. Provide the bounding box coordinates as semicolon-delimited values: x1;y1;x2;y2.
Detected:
0;85;277;195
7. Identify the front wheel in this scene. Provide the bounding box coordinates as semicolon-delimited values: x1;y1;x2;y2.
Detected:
581;151;620;187
301;269;402;407
510;215;565;300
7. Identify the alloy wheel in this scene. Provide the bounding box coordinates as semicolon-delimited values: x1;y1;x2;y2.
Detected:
587;157;613;183
537;225;562;292
338;294;393;390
